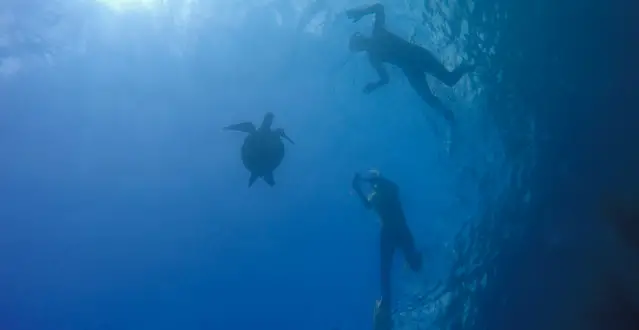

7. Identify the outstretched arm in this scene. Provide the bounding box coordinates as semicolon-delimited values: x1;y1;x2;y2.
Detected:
363;57;390;94
346;3;385;31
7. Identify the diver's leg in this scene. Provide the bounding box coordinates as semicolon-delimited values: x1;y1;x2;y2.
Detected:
380;230;394;302
399;226;422;272
377;231;394;330
415;49;473;87
445;64;474;86
429;61;469;87
403;69;456;123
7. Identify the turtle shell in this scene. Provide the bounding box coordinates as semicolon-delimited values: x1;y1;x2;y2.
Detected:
241;131;285;174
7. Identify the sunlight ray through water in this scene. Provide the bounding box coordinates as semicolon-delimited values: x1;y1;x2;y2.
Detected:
95;0;163;12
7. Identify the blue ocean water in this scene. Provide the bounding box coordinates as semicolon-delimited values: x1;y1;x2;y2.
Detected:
1;0;637;330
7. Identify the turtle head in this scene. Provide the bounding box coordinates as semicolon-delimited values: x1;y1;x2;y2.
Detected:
260;112;275;131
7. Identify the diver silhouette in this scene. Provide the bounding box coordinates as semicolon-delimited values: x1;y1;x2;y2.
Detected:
352;170;422;330
346;3;474;123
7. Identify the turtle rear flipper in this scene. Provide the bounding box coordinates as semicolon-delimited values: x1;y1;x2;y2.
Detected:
248;173;259;187
263;172;275;186
225;122;257;134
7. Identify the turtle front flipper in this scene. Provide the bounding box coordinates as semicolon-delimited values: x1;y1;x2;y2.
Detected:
263;172;276;186
224;122;257;134
275;128;294;144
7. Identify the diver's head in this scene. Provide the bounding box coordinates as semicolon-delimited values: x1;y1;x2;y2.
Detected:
349;33;369;52
367;168;381;179
366;169;383;188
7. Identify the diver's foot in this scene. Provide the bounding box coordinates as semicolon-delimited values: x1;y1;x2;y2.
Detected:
403;252;423;272
444;111;456;124
449;63;476;84
373;299;393;330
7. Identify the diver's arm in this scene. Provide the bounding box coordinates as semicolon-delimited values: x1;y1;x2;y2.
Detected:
363;58;390;94
346;3;385;31
352;174;372;209
369;177;399;197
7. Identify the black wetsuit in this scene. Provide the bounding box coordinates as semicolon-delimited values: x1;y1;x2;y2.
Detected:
350;4;472;121
354;176;422;310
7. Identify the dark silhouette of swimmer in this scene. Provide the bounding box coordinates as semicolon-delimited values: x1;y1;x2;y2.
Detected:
346;3;474;122
352;170;422;330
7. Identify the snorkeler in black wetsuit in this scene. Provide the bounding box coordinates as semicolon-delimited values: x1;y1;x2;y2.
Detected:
345;3;474;123
352;170;422;330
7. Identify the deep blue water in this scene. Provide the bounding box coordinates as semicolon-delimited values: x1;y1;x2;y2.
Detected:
1;0;637;330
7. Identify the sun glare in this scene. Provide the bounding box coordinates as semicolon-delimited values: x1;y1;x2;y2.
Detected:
95;0;162;12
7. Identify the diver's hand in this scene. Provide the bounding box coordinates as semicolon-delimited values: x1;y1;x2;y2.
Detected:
363;83;378;94
345;9;365;22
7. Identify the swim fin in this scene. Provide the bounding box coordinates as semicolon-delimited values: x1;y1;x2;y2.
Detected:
373;298;392;330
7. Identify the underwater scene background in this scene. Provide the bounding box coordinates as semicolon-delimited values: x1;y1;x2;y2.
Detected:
0;0;636;329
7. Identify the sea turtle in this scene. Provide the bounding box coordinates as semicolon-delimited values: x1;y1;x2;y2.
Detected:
224;112;294;187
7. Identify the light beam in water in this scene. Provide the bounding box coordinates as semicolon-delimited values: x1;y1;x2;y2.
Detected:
95;0;162;12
